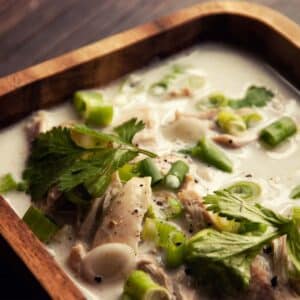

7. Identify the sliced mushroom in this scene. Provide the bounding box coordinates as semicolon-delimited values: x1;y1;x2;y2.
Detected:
92;177;152;251
81;243;136;282
162;113;210;143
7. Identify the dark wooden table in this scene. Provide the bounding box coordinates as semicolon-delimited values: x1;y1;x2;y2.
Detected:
0;0;299;299
0;0;300;78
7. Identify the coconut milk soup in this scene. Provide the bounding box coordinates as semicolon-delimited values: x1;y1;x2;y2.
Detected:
1;43;300;300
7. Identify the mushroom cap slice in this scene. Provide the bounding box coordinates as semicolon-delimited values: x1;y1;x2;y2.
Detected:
81;243;136;283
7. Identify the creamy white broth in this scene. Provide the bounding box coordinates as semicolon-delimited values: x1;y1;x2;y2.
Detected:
1;43;300;299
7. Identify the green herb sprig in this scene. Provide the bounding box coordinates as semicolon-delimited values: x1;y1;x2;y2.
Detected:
185;190;300;292
23;118;155;200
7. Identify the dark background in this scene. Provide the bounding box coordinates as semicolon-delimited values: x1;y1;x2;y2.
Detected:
0;0;299;299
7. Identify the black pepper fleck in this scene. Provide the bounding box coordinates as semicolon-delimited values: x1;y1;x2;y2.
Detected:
245;174;253;178
139;184;144;187
263;245;272;254
175;242;182;247
194;179;199;184
156;201;163;206
184;267;192;276
94;276;102;283
271;276;278;288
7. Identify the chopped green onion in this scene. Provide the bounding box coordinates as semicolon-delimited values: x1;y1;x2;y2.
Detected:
73;91;113;126
290;185;300;199
149;65;184;96
195;93;228;110
142;218;186;268
164;198;184;219
226;181;261;201
138;158;163;185
292;207;300;226
122;270;171;300
142;217;158;241
259;116;297;147
182;136;233;173
217;110;247;135
0;173;17;194
164;160;189;189
242;112;262;128
209;93;228;107
23;206;59;243
119;163;140;182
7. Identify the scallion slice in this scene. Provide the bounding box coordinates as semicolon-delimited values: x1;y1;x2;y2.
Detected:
138;158;163;185
164;160;189;189
73;91;113;126
217;110;247;136
182;136;233;173
259;116;297;147
23;206;59;243
0;173;17;194
122;270;170;300
226;181;261;201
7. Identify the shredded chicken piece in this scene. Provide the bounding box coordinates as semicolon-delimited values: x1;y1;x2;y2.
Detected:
78;173;122;241
68;243;87;274
92;177;152;251
123;106;159;147
242;256;300;300
272;237;289;284
177;175;213;233
166;88;192;99
213;133;257;148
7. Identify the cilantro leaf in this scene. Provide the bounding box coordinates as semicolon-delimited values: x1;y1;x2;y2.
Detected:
59;148;137;193
185;229;277;292
229;86;274;109
187;189;300;293
23;121;155;201
114;118;145;144
204;190;290;227
23;127;84;200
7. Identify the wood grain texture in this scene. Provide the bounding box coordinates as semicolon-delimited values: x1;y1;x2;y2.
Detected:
0;196;85;300
0;0;299;78
0;1;300;299
0;1;300;128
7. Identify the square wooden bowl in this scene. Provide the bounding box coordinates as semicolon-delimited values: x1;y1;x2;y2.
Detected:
0;1;299;299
